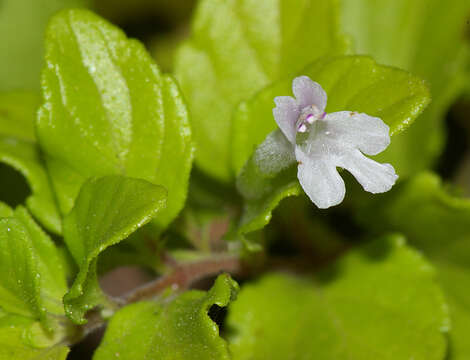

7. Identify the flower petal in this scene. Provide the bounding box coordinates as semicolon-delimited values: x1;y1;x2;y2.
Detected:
338;150;398;193
324;111;390;155
292;76;327;111
273;96;299;143
295;147;345;209
255;130;296;175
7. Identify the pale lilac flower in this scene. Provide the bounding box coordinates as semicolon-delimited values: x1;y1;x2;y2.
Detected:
257;76;398;209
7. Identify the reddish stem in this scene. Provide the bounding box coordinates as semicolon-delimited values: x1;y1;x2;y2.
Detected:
123;255;242;304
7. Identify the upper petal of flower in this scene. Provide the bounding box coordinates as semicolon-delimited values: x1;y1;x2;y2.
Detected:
292;76;327;111
273;96;299;143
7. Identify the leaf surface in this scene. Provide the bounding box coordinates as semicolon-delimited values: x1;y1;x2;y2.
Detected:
94;274;238;360
227;236;448;360
0;314;69;360
37;9;193;231
354;172;470;359
341;0;470;176
0;89;60;233
63;175;167;324
175;0;348;180
0;206;67;325
0;136;61;233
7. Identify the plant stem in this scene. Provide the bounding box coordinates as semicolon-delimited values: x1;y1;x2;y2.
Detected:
123;254;242;304
81;254;243;338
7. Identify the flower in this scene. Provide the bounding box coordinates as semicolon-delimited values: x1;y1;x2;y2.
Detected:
266;75;398;208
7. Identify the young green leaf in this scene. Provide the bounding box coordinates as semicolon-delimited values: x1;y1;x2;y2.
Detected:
227;235;448;360
94;273;239;360
0;206;67;327
174;0;349;181
0;218;44;321
62;175;167;324
0;136;61;234
237;161;301;235
10;207;68;317
341;0;470;177
354;172;470;359
0;314;69;360
0;0;90;91
0;91;39;141
37;9;193;231
235;56;430;234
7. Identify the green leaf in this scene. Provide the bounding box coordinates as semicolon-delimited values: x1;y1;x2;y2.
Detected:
0;91;39;141
341;0;470;177
0;0;90;91
354;172;470;359
37;9;193;231
94;273;238;360
237;161;301;235
10;207;68;317
0;202;13;218
0;136;61;234
151;76;194;230
227;235;448;360
0;314;69;360
0;206;67;326
175;0;349;181
0;219;44;321
63;175;167;324
235;55;430;234
0;91;61;233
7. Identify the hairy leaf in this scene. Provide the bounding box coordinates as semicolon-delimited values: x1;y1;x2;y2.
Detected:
0;314;69;360
0;206;67;327
235;56;430;234
341;0;470;177
354;172;470;359
94;274;238;360
227;236;448;360
63;175;166;324
37;9;193;231
175;0;348;181
0;219;44;321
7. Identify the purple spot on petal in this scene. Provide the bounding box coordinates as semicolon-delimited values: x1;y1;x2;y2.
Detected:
320;112;326;119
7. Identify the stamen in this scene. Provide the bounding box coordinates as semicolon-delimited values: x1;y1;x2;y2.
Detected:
320;112;326;120
306;114;315;124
